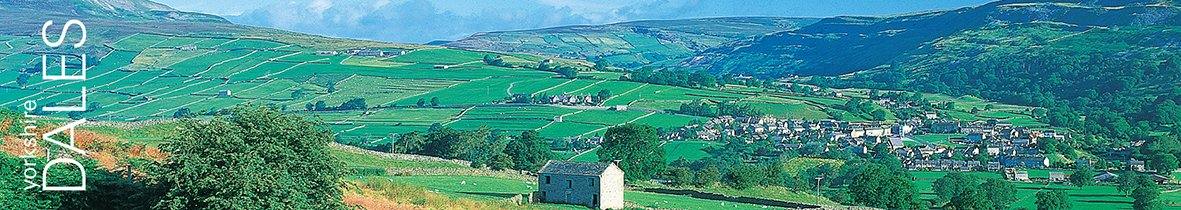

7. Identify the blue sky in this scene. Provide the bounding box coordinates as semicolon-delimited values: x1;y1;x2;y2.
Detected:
154;0;994;43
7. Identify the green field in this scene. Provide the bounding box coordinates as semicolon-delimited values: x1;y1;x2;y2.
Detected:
570;140;721;163
380;175;811;210
910;171;1181;210
0;32;755;141
663;141;721;162
2;31;1052;144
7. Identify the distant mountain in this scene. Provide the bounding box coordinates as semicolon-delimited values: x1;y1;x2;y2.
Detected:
687;0;1181;77
445;17;818;68
0;0;227;22
425;40;452;46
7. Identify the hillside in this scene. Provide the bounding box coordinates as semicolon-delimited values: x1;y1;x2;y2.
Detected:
687;0;1181;77
678;0;1181;148
0;1;848;209
9;0;1181;209
445;17;818;68
0;0;227;22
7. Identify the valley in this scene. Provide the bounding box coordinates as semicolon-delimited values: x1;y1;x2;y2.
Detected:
2;0;1181;210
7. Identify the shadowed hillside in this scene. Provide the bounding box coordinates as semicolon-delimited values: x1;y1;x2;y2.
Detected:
687;0;1181;77
446;17;818;68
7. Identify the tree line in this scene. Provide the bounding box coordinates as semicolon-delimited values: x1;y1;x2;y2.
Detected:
389;124;555;171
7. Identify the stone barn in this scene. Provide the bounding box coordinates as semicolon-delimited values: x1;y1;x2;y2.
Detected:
536;160;625;209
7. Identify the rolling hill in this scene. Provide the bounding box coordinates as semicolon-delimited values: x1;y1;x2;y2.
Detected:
5;0;1181;209
0;0;1069;144
676;0;1181;143
0;0;862;146
445;17;818;68
687;0;1181;77
0;1;863;208
0;0;227;22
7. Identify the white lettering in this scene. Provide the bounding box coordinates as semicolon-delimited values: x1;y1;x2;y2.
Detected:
41;158;86;191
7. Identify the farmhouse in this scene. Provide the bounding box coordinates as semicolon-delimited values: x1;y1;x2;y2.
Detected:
1129;159;1146;172
315;50;338;56
1004;168;1031;182
1048;172;1068;183
537;160;625;209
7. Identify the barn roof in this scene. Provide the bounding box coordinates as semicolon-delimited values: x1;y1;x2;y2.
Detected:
539;160;613;176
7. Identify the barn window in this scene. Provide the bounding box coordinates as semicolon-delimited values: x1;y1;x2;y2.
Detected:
566;180;572;188
589;178;595;186
545;176;550;184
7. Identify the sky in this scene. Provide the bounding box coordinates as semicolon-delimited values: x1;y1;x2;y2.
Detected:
153;0;994;43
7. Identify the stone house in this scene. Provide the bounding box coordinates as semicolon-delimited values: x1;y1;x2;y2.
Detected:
1004;168;1031;182
537;160;625;209
1048;172;1068;183
1129;159;1146;172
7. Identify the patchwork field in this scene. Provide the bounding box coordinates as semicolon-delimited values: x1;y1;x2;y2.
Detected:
2;33;722;141
3;31;1045;146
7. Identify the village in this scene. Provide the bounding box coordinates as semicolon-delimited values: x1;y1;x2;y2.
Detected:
663;114;1172;185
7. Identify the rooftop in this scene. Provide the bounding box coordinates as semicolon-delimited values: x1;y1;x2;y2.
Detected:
539;160;614;176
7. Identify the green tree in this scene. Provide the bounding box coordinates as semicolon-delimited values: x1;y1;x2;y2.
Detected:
430;97;440;107
16;73;29;88
488;152;513;170
503;130;553;171
933;172;978;204
337;97;367;110
593;59;609;71
695;165;722;187
483;55;505;66
173;107;192;118
849;164;924;209
416;98;427;107
1117;171;1140;196
1124;173;1162;210
665;167;694;187
1;153;62;209
871;109;889;121
946;187;989;210
1036;190;1071;210
156;105;346;209
1132;176;1162;210
980;178;1017;209
595;89;611;104
421;127;489;160
1070;166;1095;187
598;124;666;181
314;100;327;111
555;66;578;78
1149;153;1179;175
291;89;305;99
1156;100;1181;125
727;163;764;189
391;131;427;153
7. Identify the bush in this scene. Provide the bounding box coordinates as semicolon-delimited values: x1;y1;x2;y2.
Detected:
156;105;346;209
726;164;764;189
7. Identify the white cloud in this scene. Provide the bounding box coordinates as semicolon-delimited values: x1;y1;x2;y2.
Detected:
373;0;392;8
308;0;333;14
